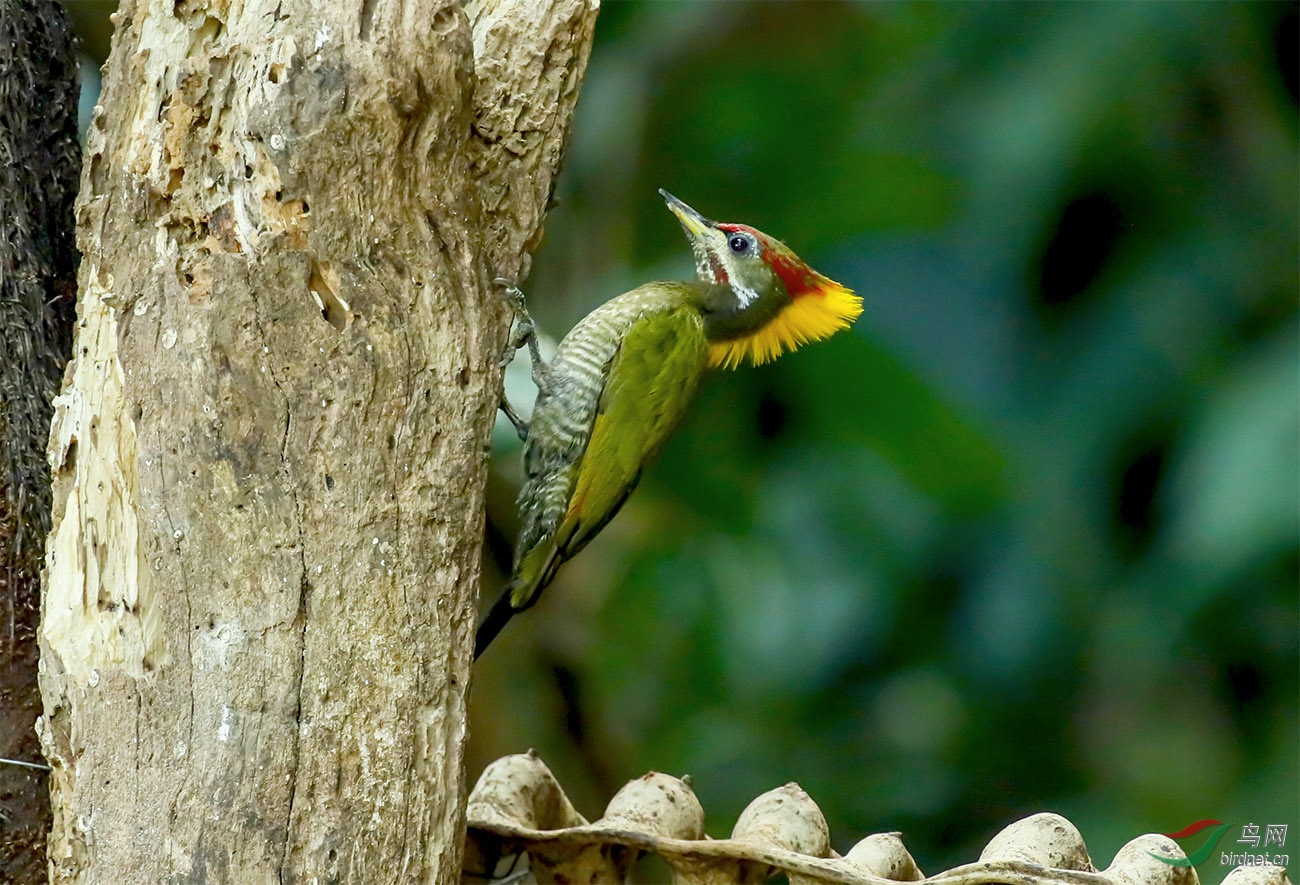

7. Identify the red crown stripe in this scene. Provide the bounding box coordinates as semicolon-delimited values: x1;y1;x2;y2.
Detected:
716;224;826;299
1163;819;1223;839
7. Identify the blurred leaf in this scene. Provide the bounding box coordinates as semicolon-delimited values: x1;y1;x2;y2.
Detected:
1166;328;1300;587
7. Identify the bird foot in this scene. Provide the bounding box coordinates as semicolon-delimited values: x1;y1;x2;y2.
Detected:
496;278;539;368
496;279;545;440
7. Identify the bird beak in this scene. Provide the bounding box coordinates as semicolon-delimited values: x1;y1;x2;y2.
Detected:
660;189;714;239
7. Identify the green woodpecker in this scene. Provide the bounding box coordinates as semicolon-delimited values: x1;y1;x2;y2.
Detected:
475;190;862;658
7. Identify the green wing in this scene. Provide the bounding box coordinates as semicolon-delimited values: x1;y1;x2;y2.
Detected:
564;304;709;556
509;304;708;610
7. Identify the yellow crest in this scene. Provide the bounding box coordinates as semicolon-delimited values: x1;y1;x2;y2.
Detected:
709;274;862;369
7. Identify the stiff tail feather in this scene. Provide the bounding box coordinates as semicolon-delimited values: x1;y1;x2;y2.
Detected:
474;589;519;660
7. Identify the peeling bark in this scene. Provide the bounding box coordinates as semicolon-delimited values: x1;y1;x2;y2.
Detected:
37;0;598;881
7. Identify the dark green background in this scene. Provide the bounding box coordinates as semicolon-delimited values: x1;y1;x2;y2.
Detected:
472;2;1299;880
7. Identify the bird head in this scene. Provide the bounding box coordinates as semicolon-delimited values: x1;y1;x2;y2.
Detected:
661;189;862;369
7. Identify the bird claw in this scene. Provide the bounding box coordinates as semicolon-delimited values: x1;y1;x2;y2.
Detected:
496;279;536;368
495;279;546;438
501;315;537;369
496;279;548;384
495;277;528;312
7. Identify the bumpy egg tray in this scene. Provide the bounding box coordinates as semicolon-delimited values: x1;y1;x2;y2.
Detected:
464;753;1290;885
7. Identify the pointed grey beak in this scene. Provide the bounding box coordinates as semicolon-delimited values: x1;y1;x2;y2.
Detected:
659;189;714;238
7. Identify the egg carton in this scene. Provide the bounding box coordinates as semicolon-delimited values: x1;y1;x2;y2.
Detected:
464;752;1290;885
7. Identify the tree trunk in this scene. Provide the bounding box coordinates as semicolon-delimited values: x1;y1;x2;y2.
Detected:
0;2;80;881
37;1;597;881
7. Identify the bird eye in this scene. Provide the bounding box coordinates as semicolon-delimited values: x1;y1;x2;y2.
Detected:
728;234;752;254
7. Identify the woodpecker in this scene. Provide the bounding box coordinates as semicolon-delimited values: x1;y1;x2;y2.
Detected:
475;190;862;658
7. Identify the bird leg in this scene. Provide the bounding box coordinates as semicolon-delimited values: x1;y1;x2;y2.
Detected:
499;396;530;442
497;280;548;441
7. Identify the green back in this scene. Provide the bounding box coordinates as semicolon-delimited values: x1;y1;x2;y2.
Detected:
511;301;709;608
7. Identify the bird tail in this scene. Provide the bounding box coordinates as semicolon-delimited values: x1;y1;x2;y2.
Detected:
474;589;518;660
475;536;566;660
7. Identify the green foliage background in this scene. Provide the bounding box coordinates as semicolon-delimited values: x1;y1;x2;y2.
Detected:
472;2;1299;879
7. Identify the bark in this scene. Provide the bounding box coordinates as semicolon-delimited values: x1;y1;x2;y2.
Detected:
0;1;80;881
37;0;597;882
